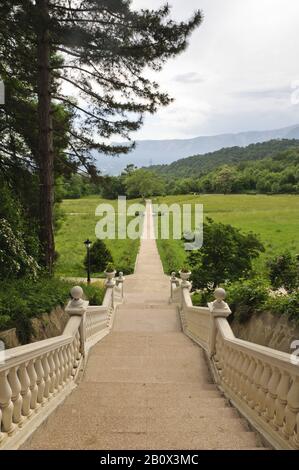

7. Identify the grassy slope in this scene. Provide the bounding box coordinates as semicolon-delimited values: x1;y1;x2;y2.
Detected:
153;194;299;274
55;196;141;277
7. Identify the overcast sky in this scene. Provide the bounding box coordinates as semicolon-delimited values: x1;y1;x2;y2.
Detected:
130;0;299;140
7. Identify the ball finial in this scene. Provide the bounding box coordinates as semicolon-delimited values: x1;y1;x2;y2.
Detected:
214;287;226;302
70;286;83;301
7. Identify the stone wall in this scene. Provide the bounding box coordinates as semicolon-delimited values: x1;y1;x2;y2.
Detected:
231;310;299;353
0;306;69;348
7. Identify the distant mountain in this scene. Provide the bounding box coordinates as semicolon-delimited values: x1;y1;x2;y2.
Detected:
95;124;299;175
147;139;299;178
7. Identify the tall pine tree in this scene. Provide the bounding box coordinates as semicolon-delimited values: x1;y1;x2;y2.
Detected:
0;1;202;272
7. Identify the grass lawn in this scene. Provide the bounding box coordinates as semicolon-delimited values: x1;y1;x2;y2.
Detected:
152;194;299;274
55;196;142;277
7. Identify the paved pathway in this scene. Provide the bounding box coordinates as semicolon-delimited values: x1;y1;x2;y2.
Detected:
23;202;262;449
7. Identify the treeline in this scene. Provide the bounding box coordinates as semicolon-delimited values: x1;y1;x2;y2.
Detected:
149;139;299;178
76;146;299;199
164;148;299;195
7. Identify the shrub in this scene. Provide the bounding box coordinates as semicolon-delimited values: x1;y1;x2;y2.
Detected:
264;292;299;323
0;218;40;279
81;282;105;306
192;290;214;306
267;252;299;292
0;277;105;343
105;262;115;273
84;239;113;274
226;278;269;323
188;218;264;291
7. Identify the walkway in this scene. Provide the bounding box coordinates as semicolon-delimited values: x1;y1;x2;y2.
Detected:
23;203;261;449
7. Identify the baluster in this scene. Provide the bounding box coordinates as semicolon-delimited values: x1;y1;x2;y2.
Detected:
53;349;61;391
236;352;245;395
48;352;56;395
232;350;241;393
265;367;281;423
250;360;263;409
0;370;15;434
274;370;290;431
42;355;50;400
293;409;299;448
27;360;38;412
246;358;257;407
65;345;72;380
18;363;32;418
8;366;23;426
70;340;77;376
222;345;230;384
75;332;82;362
283;376;299;441
35;357;45;405
58;348;66;386
215;335;224;372
257;363;271;415
0;408;3;443
63;347;71;382
239;354;250;400
61;346;68;382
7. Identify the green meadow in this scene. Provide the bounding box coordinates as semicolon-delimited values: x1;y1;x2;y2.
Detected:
55;196;141;277
55;194;299;277
153;194;299;274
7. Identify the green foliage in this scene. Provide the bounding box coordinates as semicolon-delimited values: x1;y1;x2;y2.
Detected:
55;197;140;277
267;252;299;291
125;169;165;199
105;262;115;273
264;292;299;322
180;266;191;273
189;218;264;290
0;218;40;279
81;282;105;306
149;139;299;179
0;277;105;343
84;239;113;274
226;278;269;323
191;289;214;306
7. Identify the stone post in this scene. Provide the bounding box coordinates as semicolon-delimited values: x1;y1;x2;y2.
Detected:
117;271;125;299
208;288;231;357
65;286;89;356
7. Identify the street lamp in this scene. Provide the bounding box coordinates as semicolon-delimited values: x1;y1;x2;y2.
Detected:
84;239;92;284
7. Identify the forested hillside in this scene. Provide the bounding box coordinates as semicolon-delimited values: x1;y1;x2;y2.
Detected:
149;139;299;178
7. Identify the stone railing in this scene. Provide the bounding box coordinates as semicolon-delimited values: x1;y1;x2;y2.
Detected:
170;273;299;450
0;274;123;450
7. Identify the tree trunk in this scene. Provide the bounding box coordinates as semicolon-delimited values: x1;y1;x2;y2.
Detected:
36;0;55;272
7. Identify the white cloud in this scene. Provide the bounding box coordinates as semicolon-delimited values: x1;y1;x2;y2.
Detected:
131;0;299;140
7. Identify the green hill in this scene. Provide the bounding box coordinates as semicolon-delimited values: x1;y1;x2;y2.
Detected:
149;139;299;178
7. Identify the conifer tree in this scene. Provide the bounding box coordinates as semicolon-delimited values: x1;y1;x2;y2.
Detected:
0;1;202;271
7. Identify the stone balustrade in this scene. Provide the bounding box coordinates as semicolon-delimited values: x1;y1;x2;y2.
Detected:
0;273;123;449
170;272;299;450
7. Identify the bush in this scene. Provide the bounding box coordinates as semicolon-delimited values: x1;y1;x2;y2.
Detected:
226;278;269;323
188;218;264;290
0;277;105;343
81;282;105;306
84;239;113;274
0;218;40;279
264;292;299;323
267;252;299;292
192;290;214;306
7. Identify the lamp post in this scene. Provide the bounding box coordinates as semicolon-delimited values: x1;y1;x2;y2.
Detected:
84;239;92;284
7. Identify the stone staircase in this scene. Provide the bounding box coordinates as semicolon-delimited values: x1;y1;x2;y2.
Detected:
22;205;265;450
